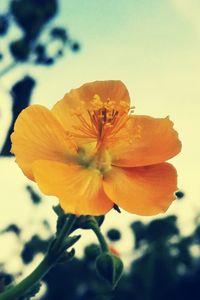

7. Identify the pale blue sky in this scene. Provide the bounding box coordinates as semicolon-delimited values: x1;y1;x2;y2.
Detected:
0;0;200;272
32;0;199;214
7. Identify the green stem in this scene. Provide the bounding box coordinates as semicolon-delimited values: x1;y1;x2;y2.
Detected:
51;214;77;253
0;214;78;300
0;254;53;300
89;217;109;252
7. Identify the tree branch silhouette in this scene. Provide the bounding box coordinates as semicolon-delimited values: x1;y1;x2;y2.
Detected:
0;0;80;156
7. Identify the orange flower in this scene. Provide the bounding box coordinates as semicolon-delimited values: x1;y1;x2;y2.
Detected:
11;81;181;216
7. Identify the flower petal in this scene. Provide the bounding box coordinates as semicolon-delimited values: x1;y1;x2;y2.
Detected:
32;160;113;215
11;105;76;180
111;115;182;167
103;163;178;216
51;81;130;136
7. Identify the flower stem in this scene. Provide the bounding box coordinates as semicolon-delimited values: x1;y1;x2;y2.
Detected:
53;214;77;252
0;254;53;300
89;217;109;252
0;214;78;300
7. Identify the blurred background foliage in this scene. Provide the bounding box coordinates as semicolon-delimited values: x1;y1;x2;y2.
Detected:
0;0;80;156
1;188;200;300
0;1;199;300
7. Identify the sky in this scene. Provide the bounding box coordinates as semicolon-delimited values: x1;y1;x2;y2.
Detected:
0;0;200;274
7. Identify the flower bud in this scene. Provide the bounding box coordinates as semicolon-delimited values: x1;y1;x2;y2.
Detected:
95;252;123;288
84;244;100;261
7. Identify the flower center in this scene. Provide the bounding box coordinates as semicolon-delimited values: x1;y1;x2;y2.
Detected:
75;143;112;174
88;95;129;142
71;94;133;146
69;94;135;173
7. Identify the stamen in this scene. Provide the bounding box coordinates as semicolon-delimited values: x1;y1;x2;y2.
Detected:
69;94;132;145
87;95;131;142
90;94;104;110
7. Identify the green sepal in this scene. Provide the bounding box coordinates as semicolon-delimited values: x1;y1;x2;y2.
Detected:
54;211;76;236
57;235;81;255
56;215;66;236
75;215;105;230
48;235;81;258
95;215;105;227
95;253;123;289
52;204;64;217
74;216;93;229
113;204;121;213
57;248;76;264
